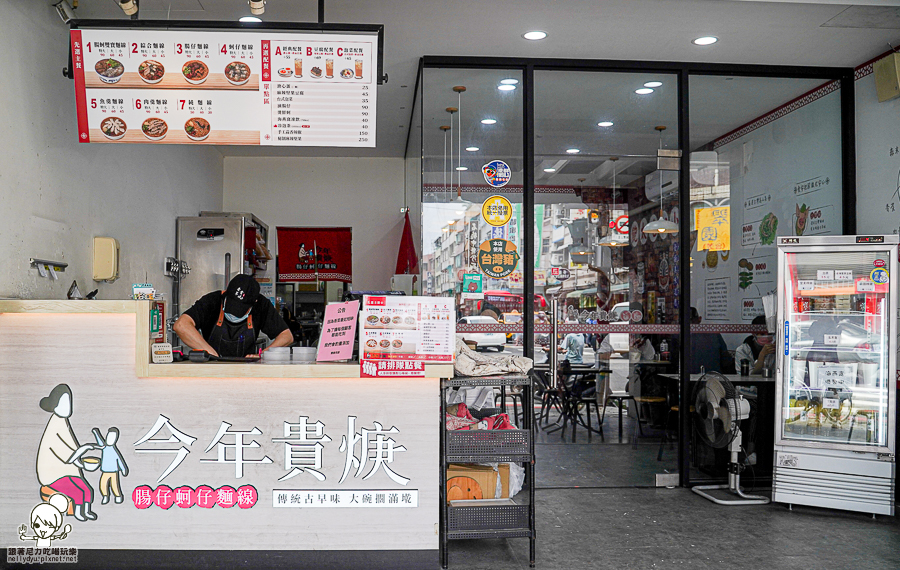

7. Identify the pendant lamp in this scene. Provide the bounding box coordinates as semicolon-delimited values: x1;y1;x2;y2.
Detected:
598;157;627;247
643;125;679;235
452;86;470;204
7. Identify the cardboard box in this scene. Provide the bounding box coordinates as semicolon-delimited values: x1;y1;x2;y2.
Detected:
446;463;510;503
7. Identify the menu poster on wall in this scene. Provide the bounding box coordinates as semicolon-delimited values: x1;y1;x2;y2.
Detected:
360;296;455;362
70;28;376;147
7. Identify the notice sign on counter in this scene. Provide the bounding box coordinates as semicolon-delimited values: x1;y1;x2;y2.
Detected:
360;296;455;362
70;28;377;147
317;300;359;362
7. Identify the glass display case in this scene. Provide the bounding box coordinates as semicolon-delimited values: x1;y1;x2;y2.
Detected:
773;235;897;515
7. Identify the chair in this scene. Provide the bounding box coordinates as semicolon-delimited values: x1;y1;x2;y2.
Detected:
495;385;523;427
570;371;610;441
533;370;564;427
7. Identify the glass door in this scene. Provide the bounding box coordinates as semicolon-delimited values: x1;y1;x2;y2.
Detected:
778;247;893;451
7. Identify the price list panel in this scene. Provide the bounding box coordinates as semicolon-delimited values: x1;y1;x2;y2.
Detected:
262;38;375;147
71;29;376;148
360;296;455;362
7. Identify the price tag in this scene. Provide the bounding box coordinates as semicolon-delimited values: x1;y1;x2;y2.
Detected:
857;280;876;292
823;398;839;410
835;270;852;281
817;270;834;281
797;280;815;291
824;334;840;345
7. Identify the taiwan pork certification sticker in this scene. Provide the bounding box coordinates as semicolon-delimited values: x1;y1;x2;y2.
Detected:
482;160;511;188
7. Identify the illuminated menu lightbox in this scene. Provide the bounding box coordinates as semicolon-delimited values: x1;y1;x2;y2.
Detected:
70;28;377;147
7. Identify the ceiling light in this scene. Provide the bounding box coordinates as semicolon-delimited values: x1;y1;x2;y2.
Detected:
643;81;663;88
119;0;138;17
239;16;262;22
693;36;718;46
566;148;580;154
498;84;516;91
455;210;465;215
442;227;450;232
643;219;679;234
543;168;557;173
500;79;519;85
465;146;479;152
455;166;468;171
523;31;548;40
597;121;614;127
635;88;654;95
448;220;457;225
481;119;497;125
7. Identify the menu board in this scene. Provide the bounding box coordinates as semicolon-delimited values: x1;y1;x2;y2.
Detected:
69;28;376;147
360;296;455;362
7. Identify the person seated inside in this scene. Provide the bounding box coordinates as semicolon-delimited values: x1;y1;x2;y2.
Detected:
174;274;293;358
689;307;735;374
735;315;776;374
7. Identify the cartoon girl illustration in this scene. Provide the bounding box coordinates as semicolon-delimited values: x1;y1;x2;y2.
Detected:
19;493;72;547
36;384;98;522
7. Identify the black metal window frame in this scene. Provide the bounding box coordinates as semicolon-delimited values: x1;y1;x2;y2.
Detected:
413;55;855;487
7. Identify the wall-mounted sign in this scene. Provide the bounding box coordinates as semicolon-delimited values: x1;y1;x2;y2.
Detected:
550;267;571;281
477;239;519;279
70;28;377;147
481;160;511;188
481;195;512;227
461;273;484;300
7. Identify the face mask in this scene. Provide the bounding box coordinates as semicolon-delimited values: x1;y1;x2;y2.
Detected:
224;311;250;323
756;335;773;345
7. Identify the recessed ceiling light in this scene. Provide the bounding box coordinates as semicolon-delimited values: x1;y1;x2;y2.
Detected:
498;84;516;91
635;88;654;95
597;121;614;127
455;166;468;171
481;119;497;125
465;146;479;152
455;210;465;215
692;36;718;46
523;31;547;40
566;148;580;154
543;168;557;173
239;16;262;22
500;78;519;85
643;81;663;88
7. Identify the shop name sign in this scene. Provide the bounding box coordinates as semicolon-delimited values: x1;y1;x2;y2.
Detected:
70;28;377;147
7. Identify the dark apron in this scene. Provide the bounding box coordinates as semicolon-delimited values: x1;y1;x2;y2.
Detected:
207;303;256;358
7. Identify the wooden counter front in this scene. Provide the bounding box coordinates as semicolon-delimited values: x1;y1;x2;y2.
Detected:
0;301;442;558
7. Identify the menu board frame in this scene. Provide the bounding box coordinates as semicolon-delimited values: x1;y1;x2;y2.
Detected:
68;20;384;147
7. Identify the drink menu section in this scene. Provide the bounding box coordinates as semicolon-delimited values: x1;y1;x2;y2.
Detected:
360;296;455;362
70;28;376;147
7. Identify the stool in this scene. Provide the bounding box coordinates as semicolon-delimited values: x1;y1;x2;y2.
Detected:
605;392;634;443
40;485;74;515
632;396;666;448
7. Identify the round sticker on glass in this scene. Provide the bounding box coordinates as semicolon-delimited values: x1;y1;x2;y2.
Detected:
482;160;512;188
870;267;889;284
481;195;513;227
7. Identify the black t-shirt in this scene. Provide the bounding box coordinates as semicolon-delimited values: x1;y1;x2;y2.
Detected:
183;291;289;345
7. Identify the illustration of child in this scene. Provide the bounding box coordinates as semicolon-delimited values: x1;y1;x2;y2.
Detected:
93;427;129;504
19;493;72;547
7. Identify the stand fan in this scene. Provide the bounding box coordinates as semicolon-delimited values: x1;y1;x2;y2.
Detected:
691;371;770;505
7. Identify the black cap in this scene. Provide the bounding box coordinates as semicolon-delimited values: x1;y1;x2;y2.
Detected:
224;274;259;316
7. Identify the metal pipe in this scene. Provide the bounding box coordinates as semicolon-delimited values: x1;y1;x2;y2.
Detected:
550;297;558;388
225;252;232;289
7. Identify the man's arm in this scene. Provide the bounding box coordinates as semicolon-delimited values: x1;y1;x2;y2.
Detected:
264;329;294;352
173;314;219;357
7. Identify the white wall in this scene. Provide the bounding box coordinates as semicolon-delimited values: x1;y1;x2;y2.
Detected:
0;2;224;300
223;157;411;290
855;65;900;234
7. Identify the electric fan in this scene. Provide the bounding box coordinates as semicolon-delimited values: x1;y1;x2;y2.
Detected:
691;371;770;505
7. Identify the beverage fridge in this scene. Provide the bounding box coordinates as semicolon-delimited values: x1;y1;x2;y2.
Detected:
773;235;897;515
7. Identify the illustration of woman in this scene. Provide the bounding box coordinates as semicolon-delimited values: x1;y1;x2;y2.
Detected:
36;384;97;522
19;493;72;547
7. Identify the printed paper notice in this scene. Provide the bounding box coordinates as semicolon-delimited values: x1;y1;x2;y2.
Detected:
705;278;730;321
316;300;359;361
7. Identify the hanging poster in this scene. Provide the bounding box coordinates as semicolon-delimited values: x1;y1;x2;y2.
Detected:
696;206;731;251
477;239;519;279
70;28;377;147
276;227;352;282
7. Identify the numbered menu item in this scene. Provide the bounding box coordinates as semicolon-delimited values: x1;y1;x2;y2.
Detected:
360;296;454;362
71;29;376;147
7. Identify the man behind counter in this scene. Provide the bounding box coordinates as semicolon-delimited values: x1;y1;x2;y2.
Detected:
174;274;293;358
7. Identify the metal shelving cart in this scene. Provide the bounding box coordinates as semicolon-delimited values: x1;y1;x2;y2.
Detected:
440;374;535;568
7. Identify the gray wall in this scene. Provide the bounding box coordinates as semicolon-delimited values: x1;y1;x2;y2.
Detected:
0;1;224;300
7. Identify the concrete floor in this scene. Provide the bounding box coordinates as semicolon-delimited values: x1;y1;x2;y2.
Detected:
447;487;900;569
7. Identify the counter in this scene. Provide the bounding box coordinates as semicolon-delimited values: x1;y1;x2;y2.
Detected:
0;300;446;567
